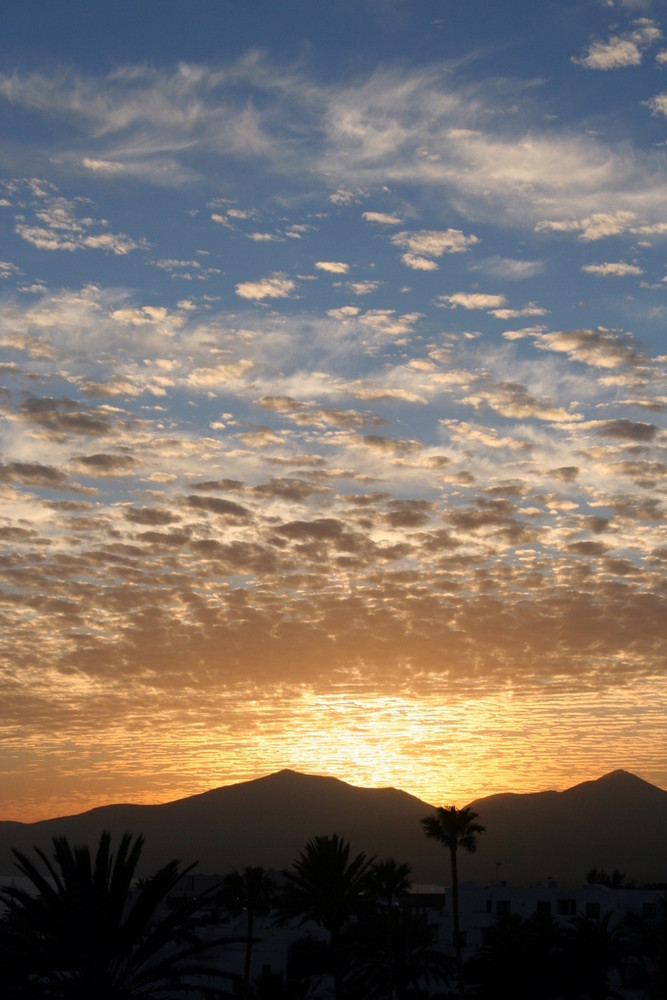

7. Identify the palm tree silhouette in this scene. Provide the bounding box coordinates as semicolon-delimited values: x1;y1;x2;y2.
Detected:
421;805;484;996
281;833;374;1000
369;858;412;909
0;830;230;998
220;865;276;989
347;906;452;1000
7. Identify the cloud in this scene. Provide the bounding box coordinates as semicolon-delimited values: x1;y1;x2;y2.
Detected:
235;275;296;300
0;461;69;488
357;308;421;338
572;18;661;70
529;328;645;369
535;211;639;241
644;92;667;116
490;303;547;319
315;261;350;274
477;257;545;280
582;261;643;277
400;254;439;271
362;211;402;225
349;281;380;295
439;292;507;311
186;359;254;388
593;417;658;441
391;229;479;272
81;157;126;173
12;184;146;255
3;59;667;234
327;305;360;319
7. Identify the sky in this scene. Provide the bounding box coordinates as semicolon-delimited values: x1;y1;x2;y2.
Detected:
1;0;666;823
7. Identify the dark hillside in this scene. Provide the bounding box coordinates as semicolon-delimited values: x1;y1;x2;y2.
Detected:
2;769;665;886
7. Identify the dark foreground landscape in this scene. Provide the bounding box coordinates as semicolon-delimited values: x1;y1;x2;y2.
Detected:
1;769;666;999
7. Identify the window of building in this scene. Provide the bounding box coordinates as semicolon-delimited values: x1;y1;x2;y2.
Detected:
536;900;551;915
558;899;576;916
586;902;600;919
643;902;657;920
496;900;510;916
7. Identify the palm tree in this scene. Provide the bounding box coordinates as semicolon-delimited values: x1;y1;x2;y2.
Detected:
421;805;484;996
280;833;375;1000
0;830;229;998
560;911;625;1000
624;895;667;999
347;906;452;1000
220;865;276;989
369;858;413;909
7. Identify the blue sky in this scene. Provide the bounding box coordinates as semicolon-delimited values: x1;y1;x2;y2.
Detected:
1;0;666;820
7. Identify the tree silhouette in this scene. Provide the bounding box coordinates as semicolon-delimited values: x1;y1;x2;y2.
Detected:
466;911;563;999
421;805;484;996
0;830;229;999
623;895;667;1000
347;906;452;1000
220;865;276;989
586;866;626;889
369;858;412;909
560;911;625;1000
280;834;375;1000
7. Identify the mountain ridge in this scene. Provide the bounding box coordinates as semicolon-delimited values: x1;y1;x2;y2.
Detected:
1;769;665;886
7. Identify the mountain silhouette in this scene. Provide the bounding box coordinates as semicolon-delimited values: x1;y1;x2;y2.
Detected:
1;769;665;886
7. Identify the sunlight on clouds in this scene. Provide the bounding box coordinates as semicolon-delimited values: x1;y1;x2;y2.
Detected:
1;2;666;822
236;275;296;300
315;261;350;274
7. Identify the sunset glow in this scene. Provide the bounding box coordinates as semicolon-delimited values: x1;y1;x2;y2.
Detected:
1;1;666;823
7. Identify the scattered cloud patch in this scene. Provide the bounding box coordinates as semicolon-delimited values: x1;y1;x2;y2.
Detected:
572;18;661;70
349;280;380;295
535;211;639;241
362;211;402;225
582;261;643;277
644;92;667;116
315;261;350;274
235;275;296;300
392;229;478;270
81;158;126;173
439;292;507;311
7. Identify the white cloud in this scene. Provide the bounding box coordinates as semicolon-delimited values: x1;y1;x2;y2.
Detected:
12;184;145;255
392;229;478;258
81;158;126;173
573;37;643;70
401;253;438;271
644;93;667;116
582;261;643;277
327;306;360;319
0;261;19;279
490;303;547;319
535;211;639;241
315;261;350;274
349;281;380;295
235;275;296;300
186;359;254;388
362;211;402;225
3;60;667;233
572;18;661;70
439;292;507;311
247;233;282;242
358;309;421;337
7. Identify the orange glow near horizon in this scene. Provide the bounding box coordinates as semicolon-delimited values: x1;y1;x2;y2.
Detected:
4;678;667;824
